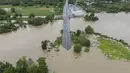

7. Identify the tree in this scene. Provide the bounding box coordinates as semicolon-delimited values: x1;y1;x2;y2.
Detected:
13;13;19;19
19;13;22;18
0;62;6;73
11;0;20;6
0;15;5;20
29;17;43;26
85;25;94;34
28;2;34;6
76;30;81;37
41;40;48;50
11;8;16;13
29;13;35;18
37;57;48;73
27;63;40;73
0;9;7;15
74;44;82;53
16;56;28;73
45;14;54;22
78;36;91;47
69;0;76;4
60;29;63;34
3;62;15;73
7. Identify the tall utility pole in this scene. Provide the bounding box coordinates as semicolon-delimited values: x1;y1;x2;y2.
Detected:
62;0;72;50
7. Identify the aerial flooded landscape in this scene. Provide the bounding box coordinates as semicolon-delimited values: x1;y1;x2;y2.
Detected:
0;0;130;73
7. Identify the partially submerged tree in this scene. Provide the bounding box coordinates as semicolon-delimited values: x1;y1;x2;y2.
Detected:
41;40;48;50
29;13;35;18
11;8;16;13
74;44;82;53
85;25;94;34
37;57;48;73
76;29;81;37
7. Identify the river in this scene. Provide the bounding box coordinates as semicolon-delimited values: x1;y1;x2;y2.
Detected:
0;12;130;73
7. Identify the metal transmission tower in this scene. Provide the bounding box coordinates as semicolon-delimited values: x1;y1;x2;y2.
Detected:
62;0;72;50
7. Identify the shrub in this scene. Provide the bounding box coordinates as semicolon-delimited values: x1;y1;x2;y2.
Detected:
29;13;35;18
29;17;44;26
28;19;33;24
84;47;90;53
74;44;82;53
78;36;90;47
27;2;34;6
45;14;55;22
12;1;19;6
76;30;81;37
43;18;49;24
54;37;62;45
0;9;7;15
0;23;18;34
19;13;22;18
15;19;23;24
11;8;16;13
84;13;99;21
41;40;48;50
85;25;94;34
13;13;19;19
60;29;63;34
0;15;5;20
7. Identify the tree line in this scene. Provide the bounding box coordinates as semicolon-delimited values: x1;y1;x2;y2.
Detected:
0;0;76;6
0;57;48;73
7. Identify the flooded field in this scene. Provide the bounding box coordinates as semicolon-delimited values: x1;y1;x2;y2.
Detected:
0;13;130;73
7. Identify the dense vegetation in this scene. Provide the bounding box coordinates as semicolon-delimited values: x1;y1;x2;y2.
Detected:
85;25;94;34
0;23;18;34
78;0;130;13
94;32;130;48
28;13;54;26
84;12;99;21
41;28;91;53
74;44;82;53
0;57;48;73
98;38;130;61
0;6;55;33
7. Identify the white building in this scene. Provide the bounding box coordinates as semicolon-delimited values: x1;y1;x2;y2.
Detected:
69;4;85;17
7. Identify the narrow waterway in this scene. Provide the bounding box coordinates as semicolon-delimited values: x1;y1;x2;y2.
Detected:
0;13;130;73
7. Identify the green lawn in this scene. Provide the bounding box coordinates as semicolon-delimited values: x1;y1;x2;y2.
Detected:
0;5;54;16
98;38;130;61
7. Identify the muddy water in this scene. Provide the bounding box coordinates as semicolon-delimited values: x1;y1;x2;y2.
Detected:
0;13;130;73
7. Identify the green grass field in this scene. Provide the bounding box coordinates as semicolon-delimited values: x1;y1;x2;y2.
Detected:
0;5;54;16
98;38;130;61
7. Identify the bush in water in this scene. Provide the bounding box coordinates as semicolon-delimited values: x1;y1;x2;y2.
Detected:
85;25;94;34
74;44;82;53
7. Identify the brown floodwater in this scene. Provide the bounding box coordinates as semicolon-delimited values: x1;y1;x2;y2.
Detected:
0;13;130;73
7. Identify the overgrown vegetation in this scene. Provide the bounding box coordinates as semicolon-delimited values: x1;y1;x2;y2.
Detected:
74;44;82;53
28;13;54;26
0;23;18;34
85;25;94;34
84;0;130;13
94;32;130;48
84;12;99;21
41;28;91;53
98;38;130;61
0;56;48;73
84;47;90;53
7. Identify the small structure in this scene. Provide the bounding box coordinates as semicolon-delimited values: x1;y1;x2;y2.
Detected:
69;4;85;17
